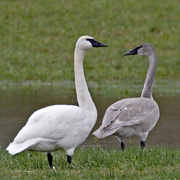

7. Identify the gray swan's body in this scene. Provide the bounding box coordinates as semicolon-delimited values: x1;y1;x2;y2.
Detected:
6;36;107;168
93;43;159;149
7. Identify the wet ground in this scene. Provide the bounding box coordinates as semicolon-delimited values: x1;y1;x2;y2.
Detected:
0;83;180;150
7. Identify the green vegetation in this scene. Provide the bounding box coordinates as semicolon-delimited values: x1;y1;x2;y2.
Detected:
0;0;180;86
1;1;180;179
0;146;180;179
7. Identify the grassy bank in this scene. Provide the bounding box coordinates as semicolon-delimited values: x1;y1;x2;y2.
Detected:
0;146;180;179
1;1;180;180
0;0;180;85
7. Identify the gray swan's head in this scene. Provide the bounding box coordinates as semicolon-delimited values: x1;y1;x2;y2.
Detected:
124;43;155;57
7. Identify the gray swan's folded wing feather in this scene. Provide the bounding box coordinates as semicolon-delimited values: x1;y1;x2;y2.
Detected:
102;97;159;131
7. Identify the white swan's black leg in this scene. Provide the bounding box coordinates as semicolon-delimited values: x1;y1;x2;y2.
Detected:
47;153;53;168
121;142;125;150
140;141;146;149
67;155;72;164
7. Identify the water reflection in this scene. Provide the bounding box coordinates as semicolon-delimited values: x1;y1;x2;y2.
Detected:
0;83;180;149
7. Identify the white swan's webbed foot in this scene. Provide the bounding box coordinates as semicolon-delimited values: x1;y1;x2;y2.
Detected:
47;153;53;168
140;141;146;149
52;166;57;172
67;155;72;164
121;142;125;150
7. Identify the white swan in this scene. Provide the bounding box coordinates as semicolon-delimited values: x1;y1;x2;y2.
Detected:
93;43;159;149
6;36;107;168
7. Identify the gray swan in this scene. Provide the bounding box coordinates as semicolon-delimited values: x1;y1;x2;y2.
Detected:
93;43;160;149
6;36;107;169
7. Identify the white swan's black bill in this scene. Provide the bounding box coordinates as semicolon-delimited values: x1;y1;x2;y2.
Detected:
86;38;108;48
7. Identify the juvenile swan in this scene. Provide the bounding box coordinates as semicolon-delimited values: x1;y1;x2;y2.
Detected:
93;43;159;149
6;36;107;168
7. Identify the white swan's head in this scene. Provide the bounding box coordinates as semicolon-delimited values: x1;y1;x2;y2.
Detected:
124;43;155;57
75;36;107;51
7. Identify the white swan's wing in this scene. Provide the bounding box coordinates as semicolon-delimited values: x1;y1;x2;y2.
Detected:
14;105;86;143
7;105;91;155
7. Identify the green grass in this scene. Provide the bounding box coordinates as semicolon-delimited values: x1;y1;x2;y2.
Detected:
1;146;180;179
0;0;180;85
1;1;180;179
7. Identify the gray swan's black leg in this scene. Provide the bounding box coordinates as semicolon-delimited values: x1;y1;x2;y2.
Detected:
67;155;72;164
140;141;146;149
121;142;125;150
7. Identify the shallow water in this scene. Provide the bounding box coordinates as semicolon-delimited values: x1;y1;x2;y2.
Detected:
0;83;180;150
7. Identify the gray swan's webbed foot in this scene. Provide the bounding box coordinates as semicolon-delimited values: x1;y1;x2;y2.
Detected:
47;153;53;168
67;155;72;164
140;141;146;149
121;142;125;150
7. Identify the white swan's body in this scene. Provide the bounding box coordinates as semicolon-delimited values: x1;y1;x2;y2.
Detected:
7;105;95;156
93;43;159;149
6;36;107;167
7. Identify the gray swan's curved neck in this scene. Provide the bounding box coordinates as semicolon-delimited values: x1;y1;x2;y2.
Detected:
141;52;157;99
74;48;97;115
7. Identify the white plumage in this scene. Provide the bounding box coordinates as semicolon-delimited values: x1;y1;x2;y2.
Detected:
93;43;160;149
7;105;91;155
6;36;107;168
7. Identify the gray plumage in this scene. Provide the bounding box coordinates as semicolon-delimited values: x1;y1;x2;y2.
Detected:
93;43;160;149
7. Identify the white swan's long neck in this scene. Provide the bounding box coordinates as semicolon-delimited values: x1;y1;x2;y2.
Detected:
141;51;157;99
74;48;97;118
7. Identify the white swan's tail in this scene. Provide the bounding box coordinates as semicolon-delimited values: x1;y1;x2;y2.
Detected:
6;141;28;155
6;140;36;155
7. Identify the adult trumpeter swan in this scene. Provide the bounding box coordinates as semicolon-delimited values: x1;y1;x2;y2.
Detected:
93;43;159;150
6;36;107;168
